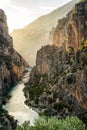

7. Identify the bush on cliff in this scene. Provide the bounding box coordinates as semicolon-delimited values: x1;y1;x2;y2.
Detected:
16;116;86;130
80;52;87;66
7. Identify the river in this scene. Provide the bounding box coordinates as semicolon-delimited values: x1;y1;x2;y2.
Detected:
3;69;39;125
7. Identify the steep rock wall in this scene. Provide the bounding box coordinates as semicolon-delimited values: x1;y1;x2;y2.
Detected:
54;0;87;50
25;45;87;124
0;9;28;129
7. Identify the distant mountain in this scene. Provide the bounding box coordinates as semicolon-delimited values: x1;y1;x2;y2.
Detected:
11;0;79;66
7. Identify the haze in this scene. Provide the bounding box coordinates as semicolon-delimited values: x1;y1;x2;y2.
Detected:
0;0;71;32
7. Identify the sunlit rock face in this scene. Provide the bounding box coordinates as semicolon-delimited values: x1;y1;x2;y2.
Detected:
25;1;87;125
0;9;28;96
54;0;87;50
0;9;13;47
26;45;87;125
11;0;79;66
36;45;66;75
0;9;28;129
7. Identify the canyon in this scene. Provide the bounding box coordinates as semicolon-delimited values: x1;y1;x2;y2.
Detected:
54;0;87;50
11;0;79;66
24;0;87;125
0;9;28;129
0;0;87;129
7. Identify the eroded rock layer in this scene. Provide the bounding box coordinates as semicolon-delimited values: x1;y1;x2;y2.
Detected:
24;0;87;125
0;9;28;130
54;0;87;50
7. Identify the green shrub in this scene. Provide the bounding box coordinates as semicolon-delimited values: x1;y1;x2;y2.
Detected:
80;52;87;64
84;40;87;46
67;46;74;54
79;40;87;50
16;116;86;130
53;102;67;110
48;96;53;104
53;91;58;99
28;84;45;102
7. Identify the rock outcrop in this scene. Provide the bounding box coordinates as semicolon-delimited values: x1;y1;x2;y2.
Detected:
54;0;87;50
0;9;28;130
11;0;79;66
36;45;66;75
25;44;87;124
24;0;87;125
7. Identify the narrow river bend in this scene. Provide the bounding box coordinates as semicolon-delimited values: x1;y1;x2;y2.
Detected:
3;70;39;125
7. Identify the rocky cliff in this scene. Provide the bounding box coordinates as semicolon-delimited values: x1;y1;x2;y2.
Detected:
0;9;28;130
24;0;87;125
25;45;87;124
54;0;87;50
11;0;79;66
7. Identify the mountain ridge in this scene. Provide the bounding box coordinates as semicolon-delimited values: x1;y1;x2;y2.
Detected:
24;0;87;125
11;0;79;66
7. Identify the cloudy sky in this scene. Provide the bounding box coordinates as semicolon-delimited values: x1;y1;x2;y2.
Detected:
0;0;72;32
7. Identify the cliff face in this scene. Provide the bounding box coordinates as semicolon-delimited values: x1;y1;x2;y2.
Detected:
24;1;87;125
11;0;79;66
36;45;67;76
25;45;87;124
0;9;28;129
54;0;87;50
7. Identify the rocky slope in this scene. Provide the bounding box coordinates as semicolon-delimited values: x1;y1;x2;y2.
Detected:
11;0;79;66
24;0;87;125
0;9;28;130
54;0;87;50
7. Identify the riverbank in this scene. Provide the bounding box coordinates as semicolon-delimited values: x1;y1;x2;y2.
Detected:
5;83;38;125
3;69;39;126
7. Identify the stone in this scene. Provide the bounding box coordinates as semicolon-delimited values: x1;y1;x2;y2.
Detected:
0;9;28;129
24;0;87;125
54;0;87;51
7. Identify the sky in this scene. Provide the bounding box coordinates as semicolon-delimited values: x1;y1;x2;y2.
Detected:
0;0;72;32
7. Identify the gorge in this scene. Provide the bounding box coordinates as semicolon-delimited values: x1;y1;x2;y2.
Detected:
11;0;79;66
0;9;32;129
5;83;38;125
0;0;87;130
24;0;87;126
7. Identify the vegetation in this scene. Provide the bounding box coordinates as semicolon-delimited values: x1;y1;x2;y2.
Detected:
0;34;7;44
66;74;76;84
25;74;48;103
80;52;87;64
0;109;17;130
16;116;86;130
73;9;77;15
79;40;87;50
79;0;85;3
67;46;75;64
84;40;87;46
67;46;74;54
79;41;87;68
28;84;45;104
